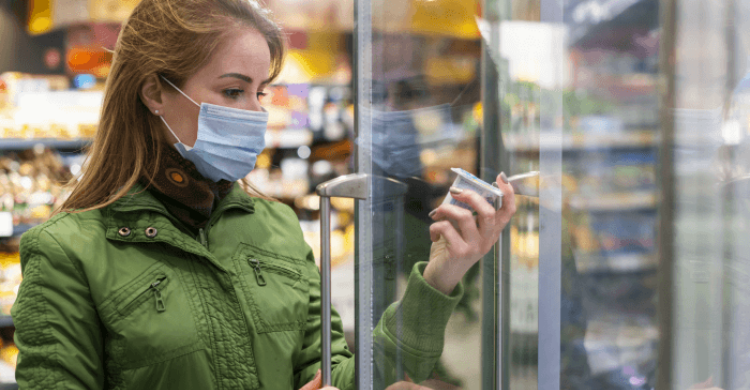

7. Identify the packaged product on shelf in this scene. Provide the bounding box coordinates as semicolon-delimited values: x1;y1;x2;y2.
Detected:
0;79;8;113
0;72;70;105
0;174;12;213
0;342;18;369
78;123;98;139
0;149;74;227
571;210;657;273
261;84;310;130
0;73;99;141
584;318;658;377
0;252;21;316
0;338;12;384
572;149;656;195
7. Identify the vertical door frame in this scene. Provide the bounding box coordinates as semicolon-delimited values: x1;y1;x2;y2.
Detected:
656;0;678;387
537;0;564;389
353;0;375;386
480;0;511;388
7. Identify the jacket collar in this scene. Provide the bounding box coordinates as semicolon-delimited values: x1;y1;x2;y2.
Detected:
109;181;255;216
102;181;255;273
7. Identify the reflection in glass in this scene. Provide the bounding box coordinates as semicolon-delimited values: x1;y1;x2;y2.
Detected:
355;8;487;387
353;0;750;388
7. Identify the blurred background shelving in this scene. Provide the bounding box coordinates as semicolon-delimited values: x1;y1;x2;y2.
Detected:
0;0;672;387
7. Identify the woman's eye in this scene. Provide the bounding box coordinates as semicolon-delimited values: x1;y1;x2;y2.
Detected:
257;91;267;98
223;89;244;99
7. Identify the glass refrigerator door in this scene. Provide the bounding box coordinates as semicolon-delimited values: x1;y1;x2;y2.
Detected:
346;0;502;388
344;0;661;389
659;0;750;389
344;0;561;388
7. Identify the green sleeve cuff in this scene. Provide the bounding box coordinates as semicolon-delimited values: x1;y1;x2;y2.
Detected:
384;261;464;354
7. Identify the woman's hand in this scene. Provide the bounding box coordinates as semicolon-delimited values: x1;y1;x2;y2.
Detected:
384;373;431;390
298;369;341;390
689;376;723;390
423;172;516;295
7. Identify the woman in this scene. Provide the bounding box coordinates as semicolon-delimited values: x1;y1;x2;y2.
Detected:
10;0;516;389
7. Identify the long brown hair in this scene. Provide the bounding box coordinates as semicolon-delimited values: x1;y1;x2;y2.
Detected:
57;0;285;214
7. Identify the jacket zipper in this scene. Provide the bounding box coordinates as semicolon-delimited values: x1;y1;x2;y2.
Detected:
119;275;167;316
199;228;208;249
196;203;240;249
151;277;167;312
248;258;301;287
249;258;267;286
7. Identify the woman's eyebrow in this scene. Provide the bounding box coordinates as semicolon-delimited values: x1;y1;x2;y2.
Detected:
218;73;271;85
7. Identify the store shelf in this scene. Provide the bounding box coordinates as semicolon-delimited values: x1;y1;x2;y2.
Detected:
12;224;35;237
0;317;13;328
0;138;91;151
264;129;313;149
574;252;657;273
568;0;658;48
569;191;657;211
505;130;658;152
0;223;36;240
0;133;314;151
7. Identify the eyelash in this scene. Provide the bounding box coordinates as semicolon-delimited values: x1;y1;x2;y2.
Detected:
222;89;267;99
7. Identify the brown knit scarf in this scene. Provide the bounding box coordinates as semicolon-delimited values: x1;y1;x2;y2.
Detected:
138;145;235;232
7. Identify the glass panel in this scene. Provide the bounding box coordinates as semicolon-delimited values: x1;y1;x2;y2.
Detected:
665;0;750;388
479;0;569;388
558;0;662;388
480;0;662;388
353;0;750;388
353;0;489;388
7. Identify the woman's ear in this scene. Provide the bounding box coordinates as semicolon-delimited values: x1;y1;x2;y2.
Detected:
140;74;166;115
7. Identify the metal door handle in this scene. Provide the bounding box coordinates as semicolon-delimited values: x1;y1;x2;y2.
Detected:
316;173;407;386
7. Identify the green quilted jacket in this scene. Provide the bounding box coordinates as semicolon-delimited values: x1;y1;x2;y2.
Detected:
11;182;463;389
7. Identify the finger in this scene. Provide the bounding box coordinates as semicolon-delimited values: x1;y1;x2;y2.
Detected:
691;376;714;389
299;370;322;390
430;203;481;245
385;382;431;390
494;173;517;226
429;220;467;256
401;373;430;389
446;187;496;239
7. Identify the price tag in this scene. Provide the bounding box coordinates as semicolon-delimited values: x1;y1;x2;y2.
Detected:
0;213;13;238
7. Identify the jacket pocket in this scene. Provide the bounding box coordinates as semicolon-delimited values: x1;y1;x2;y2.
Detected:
99;262;202;370
235;243;309;334
247;257;303;288
117;274;168;318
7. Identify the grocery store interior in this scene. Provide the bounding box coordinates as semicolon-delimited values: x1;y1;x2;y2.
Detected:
1;0;750;388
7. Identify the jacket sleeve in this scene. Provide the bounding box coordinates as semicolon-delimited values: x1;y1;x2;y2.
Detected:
12;227;104;389
293;246;463;389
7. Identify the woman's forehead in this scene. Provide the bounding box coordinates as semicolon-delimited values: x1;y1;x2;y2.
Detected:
199;29;271;80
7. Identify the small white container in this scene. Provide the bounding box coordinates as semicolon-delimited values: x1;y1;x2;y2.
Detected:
441;168;504;212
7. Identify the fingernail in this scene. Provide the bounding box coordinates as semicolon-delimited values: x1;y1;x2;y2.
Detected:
428;209;437;218
500;172;509;184
449;187;463;195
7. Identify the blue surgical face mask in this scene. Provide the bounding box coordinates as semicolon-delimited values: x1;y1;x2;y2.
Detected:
159;75;268;182
356;104;452;179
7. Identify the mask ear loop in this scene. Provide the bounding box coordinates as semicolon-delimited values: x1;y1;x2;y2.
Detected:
159;75;201;108
159;116;193;150
158;75;199;150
